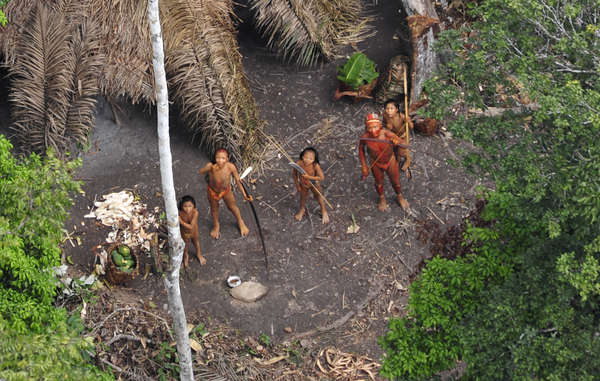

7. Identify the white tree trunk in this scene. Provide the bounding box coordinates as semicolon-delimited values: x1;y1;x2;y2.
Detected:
402;0;440;104
147;0;194;379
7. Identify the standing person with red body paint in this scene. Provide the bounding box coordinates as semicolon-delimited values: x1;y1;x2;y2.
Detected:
359;113;410;211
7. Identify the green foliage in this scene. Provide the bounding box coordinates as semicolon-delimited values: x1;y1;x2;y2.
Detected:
191;322;207;338
0;135;81;333
461;257;600;380
380;0;600;378
336;52;378;90
379;226;515;379
153;341;180;380
259;332;271;346
0;0;7;26
0;312;113;380
0;136;110;378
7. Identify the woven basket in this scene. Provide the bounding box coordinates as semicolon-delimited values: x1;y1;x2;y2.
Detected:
106;244;139;285
375;55;410;104
414;118;439;136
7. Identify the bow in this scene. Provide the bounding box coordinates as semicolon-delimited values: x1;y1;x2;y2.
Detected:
239;167;268;275
289;162;334;209
359;137;409;149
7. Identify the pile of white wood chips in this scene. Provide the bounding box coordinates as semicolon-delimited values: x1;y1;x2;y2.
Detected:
85;190;161;252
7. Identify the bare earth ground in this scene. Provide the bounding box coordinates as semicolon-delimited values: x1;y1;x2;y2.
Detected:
6;2;482;379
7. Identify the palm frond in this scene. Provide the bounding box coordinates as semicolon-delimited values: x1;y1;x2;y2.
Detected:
250;0;326;66
316;0;376;50
9;3;72;154
64;18;103;148
249;0;374;66
91;0;154;103
162;0;265;168
0;0;38;64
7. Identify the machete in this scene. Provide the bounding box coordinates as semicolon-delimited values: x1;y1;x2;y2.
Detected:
239;167;268;276
289;162;334;209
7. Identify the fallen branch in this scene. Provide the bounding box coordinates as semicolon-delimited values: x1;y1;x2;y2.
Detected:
99;357;149;381
290;280;384;340
105;333;154;347
426;206;445;225
88;306;173;341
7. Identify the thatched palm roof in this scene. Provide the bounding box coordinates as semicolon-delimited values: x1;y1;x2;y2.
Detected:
162;0;263;166
0;0;264;166
0;0;373;165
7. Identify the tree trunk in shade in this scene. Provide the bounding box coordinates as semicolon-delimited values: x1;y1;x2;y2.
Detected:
401;0;441;104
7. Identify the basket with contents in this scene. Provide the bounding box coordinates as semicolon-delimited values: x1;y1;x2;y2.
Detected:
106;244;139;285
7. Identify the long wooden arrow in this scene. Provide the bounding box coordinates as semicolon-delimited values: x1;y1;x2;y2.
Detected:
289;162;334;209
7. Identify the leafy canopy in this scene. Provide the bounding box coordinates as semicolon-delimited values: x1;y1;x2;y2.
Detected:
0;0;7;26
0;135;81;333
0;134;113;378
380;0;600;379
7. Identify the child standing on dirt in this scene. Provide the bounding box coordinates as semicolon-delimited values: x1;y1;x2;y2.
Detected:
383;99;413;178
199;148;252;240
292;147;329;224
178;195;206;267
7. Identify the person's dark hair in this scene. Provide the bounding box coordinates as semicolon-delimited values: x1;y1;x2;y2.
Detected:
384;98;400;111
212;148;229;163
299;147;319;164
178;195;196;210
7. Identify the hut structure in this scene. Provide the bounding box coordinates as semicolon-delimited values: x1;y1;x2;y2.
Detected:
0;0;372;166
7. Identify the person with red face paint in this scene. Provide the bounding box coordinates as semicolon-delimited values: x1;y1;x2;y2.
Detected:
358;113;410;211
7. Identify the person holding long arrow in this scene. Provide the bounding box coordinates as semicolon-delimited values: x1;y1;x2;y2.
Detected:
359;113;411;212
383;98;413;179
290;147;330;224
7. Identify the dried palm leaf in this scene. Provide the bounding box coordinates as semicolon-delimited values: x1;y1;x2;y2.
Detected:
250;0;373;66
250;0;327;67
316;0;375;49
91;0;154;103
0;0;37;64
63;19;103;148
9;3;72;154
4;0;266;166
162;0;265;168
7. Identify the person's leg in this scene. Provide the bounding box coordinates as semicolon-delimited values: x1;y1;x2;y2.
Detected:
311;185;329;224
191;236;206;265
295;187;309;221
223;191;249;236
183;238;190;268
372;166;387;211
387;159;409;210
207;191;221;239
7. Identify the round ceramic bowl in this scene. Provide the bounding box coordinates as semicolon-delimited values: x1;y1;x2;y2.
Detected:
227;275;242;288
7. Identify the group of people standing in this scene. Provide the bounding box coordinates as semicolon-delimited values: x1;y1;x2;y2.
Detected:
177;99;413;267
